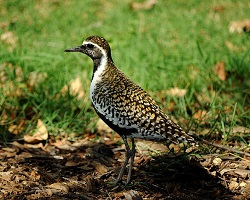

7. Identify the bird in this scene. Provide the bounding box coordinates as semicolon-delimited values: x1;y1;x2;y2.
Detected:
65;35;195;186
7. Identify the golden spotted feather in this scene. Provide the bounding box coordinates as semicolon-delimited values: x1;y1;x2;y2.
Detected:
91;61;194;144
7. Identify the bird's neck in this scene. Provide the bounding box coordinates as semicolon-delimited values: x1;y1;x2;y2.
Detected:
93;58;102;75
92;56;113;81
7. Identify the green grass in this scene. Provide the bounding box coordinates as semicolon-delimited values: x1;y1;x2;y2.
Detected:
0;0;249;145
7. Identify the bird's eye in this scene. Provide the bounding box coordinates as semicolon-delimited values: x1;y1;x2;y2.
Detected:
86;43;94;49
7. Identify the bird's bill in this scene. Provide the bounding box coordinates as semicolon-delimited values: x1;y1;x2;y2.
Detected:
64;45;83;52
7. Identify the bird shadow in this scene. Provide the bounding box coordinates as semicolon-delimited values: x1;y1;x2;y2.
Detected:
109;151;233;200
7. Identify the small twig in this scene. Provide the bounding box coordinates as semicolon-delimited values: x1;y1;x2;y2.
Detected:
106;190;113;200
201;139;250;157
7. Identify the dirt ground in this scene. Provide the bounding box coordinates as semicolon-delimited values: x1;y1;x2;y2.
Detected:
1;132;250;200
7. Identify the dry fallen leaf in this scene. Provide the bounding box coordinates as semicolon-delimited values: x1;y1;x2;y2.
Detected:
242;183;250;198
0;31;18;51
65;160;78;167
24;119;48;143
136;140;167;155
0;171;13;181
91;161;108;174
229;180;239;191
47;182;69;194
130;0;157;10
0;63;26;98
124;190;143;200
212;5;225;12
213;157;222;166
229;19;250;34
30;170;41;181
165;87;187;97
0;22;8;29
27;71;48;91
0;152;16;160
193;109;208;120
8;120;26;135
49;138;68;147
60;76;84;100
55;144;77;151
219;168;235;176
225;41;242;52
2;80;25;97
234;169;250;179
114;192;125;199
215;61;227;81
225;126;250;134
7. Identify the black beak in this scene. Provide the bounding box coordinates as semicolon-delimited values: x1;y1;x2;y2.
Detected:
64;45;83;53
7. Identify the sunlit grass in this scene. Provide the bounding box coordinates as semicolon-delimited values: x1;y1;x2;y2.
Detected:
0;0;249;146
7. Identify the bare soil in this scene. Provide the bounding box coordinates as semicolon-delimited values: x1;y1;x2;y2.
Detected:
0;134;250;200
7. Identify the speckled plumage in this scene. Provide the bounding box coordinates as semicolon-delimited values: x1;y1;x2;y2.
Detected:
65;35;195;185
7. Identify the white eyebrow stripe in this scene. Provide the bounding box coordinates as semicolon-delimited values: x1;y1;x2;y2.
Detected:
82;41;98;47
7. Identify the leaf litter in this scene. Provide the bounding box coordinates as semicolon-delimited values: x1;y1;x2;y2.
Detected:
1;130;250;199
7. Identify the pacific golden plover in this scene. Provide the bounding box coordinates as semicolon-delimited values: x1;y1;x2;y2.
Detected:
65;36;195;185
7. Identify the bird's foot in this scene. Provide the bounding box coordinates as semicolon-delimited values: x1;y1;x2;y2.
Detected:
125;176;131;186
113;176;131;187
113;177;123;187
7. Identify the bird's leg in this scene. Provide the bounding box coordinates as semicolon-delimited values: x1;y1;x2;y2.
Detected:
126;138;135;185
113;135;131;186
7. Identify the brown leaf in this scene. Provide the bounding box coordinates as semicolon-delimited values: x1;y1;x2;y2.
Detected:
242;183;250;198
1;147;16;153
229;180;239;191
79;164;94;171
114;192;125;198
225;41;241;51
0;31;18;52
47;182;69;194
0;171;13;181
2;80;25;98
30;170;41;181
193;109;208;120
12;141;26;150
124;190;143;200
0;22;8;29
130;0;157;10
24;119;48;143
0;151;16;158
229;19;250;34
136;140;167;156
55;144;77;151
234;169;250;179
215;61;227;81
239;160;250;168
91;161;108;174
14;66;24;82
65;160;78;167
60;76;84;100
169;143;182;152
8;120;26;135
50;138;77;151
27;71;48;91
225;126;250;134
165;87;187;97
212;5;225;12
213;157;222;166
50;138;68;147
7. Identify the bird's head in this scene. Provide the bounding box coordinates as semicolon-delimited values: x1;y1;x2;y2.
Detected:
65;35;112;61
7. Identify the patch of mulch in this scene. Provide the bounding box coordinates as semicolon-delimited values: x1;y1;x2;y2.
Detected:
0;136;250;200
